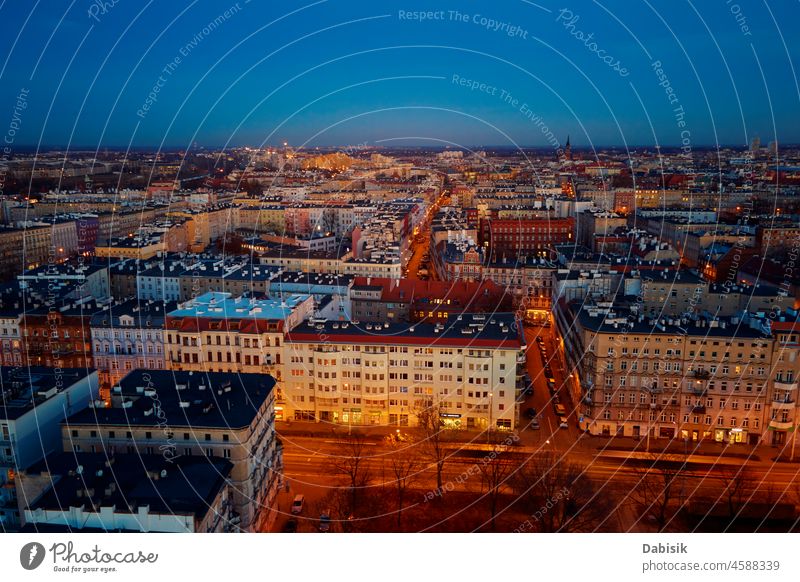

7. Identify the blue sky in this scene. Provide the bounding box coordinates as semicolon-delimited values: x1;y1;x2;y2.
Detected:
0;0;798;149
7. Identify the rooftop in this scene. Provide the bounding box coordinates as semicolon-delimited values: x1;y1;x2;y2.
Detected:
287;312;523;349
0;367;95;421
67;369;275;430
25;452;233;522
168;291;310;320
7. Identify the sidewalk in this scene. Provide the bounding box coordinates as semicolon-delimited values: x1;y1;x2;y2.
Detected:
581;433;800;464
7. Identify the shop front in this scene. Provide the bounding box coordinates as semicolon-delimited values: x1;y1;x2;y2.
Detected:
440;413;462;429
713;427;747;443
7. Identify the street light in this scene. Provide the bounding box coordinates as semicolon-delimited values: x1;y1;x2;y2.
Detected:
487;392;494;443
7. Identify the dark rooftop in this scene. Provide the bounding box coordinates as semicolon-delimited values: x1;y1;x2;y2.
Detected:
66;369;275;430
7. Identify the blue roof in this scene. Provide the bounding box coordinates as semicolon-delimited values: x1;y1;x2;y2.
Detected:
167;291;310;320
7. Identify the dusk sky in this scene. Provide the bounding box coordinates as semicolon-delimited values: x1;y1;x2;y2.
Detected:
1;0;798;150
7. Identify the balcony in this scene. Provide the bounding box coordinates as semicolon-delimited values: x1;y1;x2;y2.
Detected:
771;397;796;410
691;405;706;414
693;369;710;380
769;419;794;431
774;381;798;391
688;383;708;396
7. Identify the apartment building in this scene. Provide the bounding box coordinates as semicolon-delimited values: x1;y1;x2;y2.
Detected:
768;318;800;447
21;300;103;369
0;312;23;366
283;313;525;430
20;453;234;533
90;299;171;394
349;277;508;323
0;367;99;530
59;369;281;532
557;300;800;446
165;292;314;382
481;217;575;259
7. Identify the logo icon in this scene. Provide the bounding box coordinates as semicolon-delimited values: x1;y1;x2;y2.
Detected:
20;542;46;570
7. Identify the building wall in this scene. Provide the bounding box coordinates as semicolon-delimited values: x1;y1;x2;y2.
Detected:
567;315;797;445
282;339;521;430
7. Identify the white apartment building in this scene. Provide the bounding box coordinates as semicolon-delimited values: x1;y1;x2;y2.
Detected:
283;313;525;429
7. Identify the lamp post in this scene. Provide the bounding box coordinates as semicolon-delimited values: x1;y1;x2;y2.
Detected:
344;383;351;436
488;392;494;444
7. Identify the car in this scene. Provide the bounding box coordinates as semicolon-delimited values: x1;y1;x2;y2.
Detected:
319;511;331;532
282;518;298;533
525;407;537;418
291;494;305;515
559;417;569;429
554;403;566;416
530;418;541;430
547;377;556;387
553;394;561;404
524;387;534;397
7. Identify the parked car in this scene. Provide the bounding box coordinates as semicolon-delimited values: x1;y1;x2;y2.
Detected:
291;494;305;515
282;518;298;533
525;386;534;397
525;407;537;418
530;418;541;430
554;403;566;416
559;416;569;429
319;511;331;532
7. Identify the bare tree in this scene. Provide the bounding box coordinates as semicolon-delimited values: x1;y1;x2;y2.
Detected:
629;454;686;532
477;449;516;531
415;401;450;492
386;435;424;528
327;431;372;516
718;466;756;520
512;451;616;532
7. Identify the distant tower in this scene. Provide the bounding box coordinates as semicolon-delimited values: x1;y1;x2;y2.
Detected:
563;135;572;161
750;136;761;152
768;140;778;155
